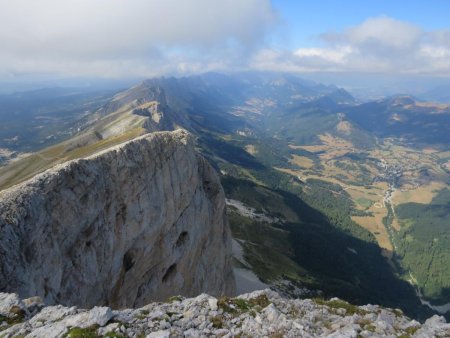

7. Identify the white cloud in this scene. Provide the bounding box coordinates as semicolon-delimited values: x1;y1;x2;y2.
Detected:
342;17;421;50
2;7;450;79
0;0;276;78
257;16;450;76
294;46;354;64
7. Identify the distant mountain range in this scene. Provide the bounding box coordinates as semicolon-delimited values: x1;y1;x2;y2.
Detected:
0;72;449;321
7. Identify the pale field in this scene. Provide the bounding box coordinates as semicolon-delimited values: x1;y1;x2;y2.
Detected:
352;204;393;252
374;181;389;190
392;181;447;206
289;144;329;152
283;135;448;255
346;186;381;201
437;151;450;159
391;218;402;232
319;149;350;161
289;155;314;169
422;147;439;154
321;164;353;181
410;102;449;109
317;134;354;160
336;121;352;134
275;167;349;188
318;134;353;148
245;144;257;155
288;133;355;155
274;167;301;177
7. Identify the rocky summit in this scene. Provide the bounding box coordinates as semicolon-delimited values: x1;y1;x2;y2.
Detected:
0;289;449;338
0;130;235;309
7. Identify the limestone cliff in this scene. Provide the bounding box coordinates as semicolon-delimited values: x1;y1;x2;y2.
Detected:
0;130;235;308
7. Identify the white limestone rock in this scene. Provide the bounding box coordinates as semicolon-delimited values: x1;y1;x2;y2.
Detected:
0;290;449;337
0;293;25;317
0;130;235;309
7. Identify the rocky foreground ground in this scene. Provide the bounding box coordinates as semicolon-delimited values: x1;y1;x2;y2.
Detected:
1;289;449;338
0;290;450;338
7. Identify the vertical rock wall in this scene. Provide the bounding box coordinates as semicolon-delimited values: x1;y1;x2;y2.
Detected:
0;130;235;308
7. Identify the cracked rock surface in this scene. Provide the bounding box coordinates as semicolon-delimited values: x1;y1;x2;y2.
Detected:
0;130;235;309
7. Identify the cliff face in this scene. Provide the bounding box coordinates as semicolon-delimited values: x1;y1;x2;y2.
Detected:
0;130;235;308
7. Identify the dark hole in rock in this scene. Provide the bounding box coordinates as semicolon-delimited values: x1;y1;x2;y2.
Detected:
175;231;189;247
123;250;135;272
162;264;177;283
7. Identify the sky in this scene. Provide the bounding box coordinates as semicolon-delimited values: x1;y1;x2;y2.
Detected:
1;0;450;81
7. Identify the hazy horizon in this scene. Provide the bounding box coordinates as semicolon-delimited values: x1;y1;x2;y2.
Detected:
1;1;450;98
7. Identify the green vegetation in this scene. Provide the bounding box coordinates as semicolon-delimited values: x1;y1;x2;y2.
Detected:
167;295;183;303
134;309;150;320
395;188;450;303
313;298;367;316
265;108;340;145
211;315;224;328
104;332;126;338
65;326;99;338
204;131;433;320
0;306;26;330
217;294;271;314
356;197;373;209
298;178;376;243
3;73;448;323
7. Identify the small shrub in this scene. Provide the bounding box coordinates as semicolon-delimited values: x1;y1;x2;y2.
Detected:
211;315;224;329
392;309;403;317
248;295;270;309
218;295;271;314
366;324;376;332
269;332;284;338
65;325;99;338
167;296;183;303
218;297;235;313
404;325;420;336
104;333;126;338
232;299;251;311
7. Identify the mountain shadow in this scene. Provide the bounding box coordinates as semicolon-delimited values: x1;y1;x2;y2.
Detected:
222;176;436;321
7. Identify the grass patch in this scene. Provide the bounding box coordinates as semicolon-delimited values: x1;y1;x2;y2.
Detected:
313;298;367;316
218;294;271;314
104;333;126;338
356;197;373;209
403;325;420;336
65;326;99;338
134;309;150;320
167;296;183;303
0;306;26;327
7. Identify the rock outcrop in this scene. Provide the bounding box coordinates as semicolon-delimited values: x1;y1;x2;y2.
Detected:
1;290;449;338
0;130;235;309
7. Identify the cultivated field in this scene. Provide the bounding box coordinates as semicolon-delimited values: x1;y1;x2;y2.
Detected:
279;134;449;255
